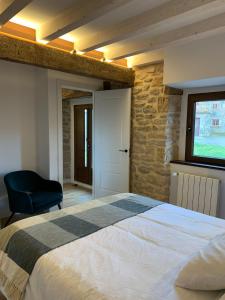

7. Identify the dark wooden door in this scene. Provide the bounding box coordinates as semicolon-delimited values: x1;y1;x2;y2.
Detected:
74;104;92;185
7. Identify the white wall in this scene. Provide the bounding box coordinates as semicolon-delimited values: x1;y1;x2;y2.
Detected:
164;33;225;88
36;68;49;178
0;60;47;216
0;61;103;217
170;86;225;219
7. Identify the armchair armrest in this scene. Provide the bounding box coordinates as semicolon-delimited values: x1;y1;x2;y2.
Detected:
8;189;33;213
40;179;63;193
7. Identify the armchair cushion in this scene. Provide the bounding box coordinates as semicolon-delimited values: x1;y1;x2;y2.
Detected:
39;180;63;193
32;192;62;212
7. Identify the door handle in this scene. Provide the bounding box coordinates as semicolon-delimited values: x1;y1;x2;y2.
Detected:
119;149;128;153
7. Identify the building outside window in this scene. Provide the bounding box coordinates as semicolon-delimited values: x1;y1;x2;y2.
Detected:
212;119;220;127
212;103;218;109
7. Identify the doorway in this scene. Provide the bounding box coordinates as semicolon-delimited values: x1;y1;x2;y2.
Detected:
57;84;131;202
62;88;93;206
74;104;93;185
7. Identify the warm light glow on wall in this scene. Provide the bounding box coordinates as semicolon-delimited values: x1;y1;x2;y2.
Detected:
37;39;49;45
61;33;75;43
10;17;75;45
96;47;106;53
105;58;113;63
126;57;133;68
97;47;111;63
10;17;38;29
6;17;129;67
76;50;85;55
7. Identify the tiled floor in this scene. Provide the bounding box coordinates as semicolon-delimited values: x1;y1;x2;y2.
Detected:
0;184;93;228
63;183;93;207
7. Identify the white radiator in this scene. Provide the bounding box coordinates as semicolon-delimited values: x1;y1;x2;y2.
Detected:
176;173;220;216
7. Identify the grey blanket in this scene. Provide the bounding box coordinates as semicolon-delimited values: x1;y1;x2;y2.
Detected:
0;193;162;300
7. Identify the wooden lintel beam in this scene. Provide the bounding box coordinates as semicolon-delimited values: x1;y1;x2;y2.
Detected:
62;89;92;100
0;33;134;86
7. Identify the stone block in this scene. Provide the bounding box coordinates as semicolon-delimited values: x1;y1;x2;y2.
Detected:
131;62;182;201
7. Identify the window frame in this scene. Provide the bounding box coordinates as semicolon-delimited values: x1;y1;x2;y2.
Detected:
185;91;225;166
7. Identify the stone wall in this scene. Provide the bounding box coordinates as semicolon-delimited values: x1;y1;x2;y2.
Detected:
62;100;71;181
130;63;182;201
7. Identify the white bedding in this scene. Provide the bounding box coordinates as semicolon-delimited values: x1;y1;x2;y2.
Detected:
23;197;225;300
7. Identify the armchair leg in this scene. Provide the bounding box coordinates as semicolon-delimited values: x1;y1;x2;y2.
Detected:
4;212;15;227
58;204;62;210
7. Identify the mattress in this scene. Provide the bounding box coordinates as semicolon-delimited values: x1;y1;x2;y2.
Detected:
20;194;225;300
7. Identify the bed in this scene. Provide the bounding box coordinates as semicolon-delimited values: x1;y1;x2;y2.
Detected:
0;193;225;300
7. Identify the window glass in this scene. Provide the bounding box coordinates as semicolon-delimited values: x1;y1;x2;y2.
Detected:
193;100;225;160
84;109;88;167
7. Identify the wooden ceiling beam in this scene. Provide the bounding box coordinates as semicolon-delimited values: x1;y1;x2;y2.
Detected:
62;89;92;100
0;33;134;86
78;0;224;52
0;0;32;26
37;0;130;42
106;12;225;60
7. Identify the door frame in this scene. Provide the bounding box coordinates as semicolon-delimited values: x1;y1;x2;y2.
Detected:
71;99;93;189
56;80;95;195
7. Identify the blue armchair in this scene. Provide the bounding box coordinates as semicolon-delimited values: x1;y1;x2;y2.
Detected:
4;170;63;226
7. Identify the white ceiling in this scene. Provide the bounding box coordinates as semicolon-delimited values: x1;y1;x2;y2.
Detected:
5;0;225;67
14;0;168;30
13;0;77;26
69;0;169;38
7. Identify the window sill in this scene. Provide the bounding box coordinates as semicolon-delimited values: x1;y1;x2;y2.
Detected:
170;160;225;171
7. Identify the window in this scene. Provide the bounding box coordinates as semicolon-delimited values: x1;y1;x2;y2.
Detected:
212;103;218;110
212;119;219;127
185;92;225;165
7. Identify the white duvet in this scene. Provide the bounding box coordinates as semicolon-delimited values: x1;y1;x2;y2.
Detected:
24;199;225;300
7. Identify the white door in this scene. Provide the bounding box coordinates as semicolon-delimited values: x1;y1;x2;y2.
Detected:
94;89;131;198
